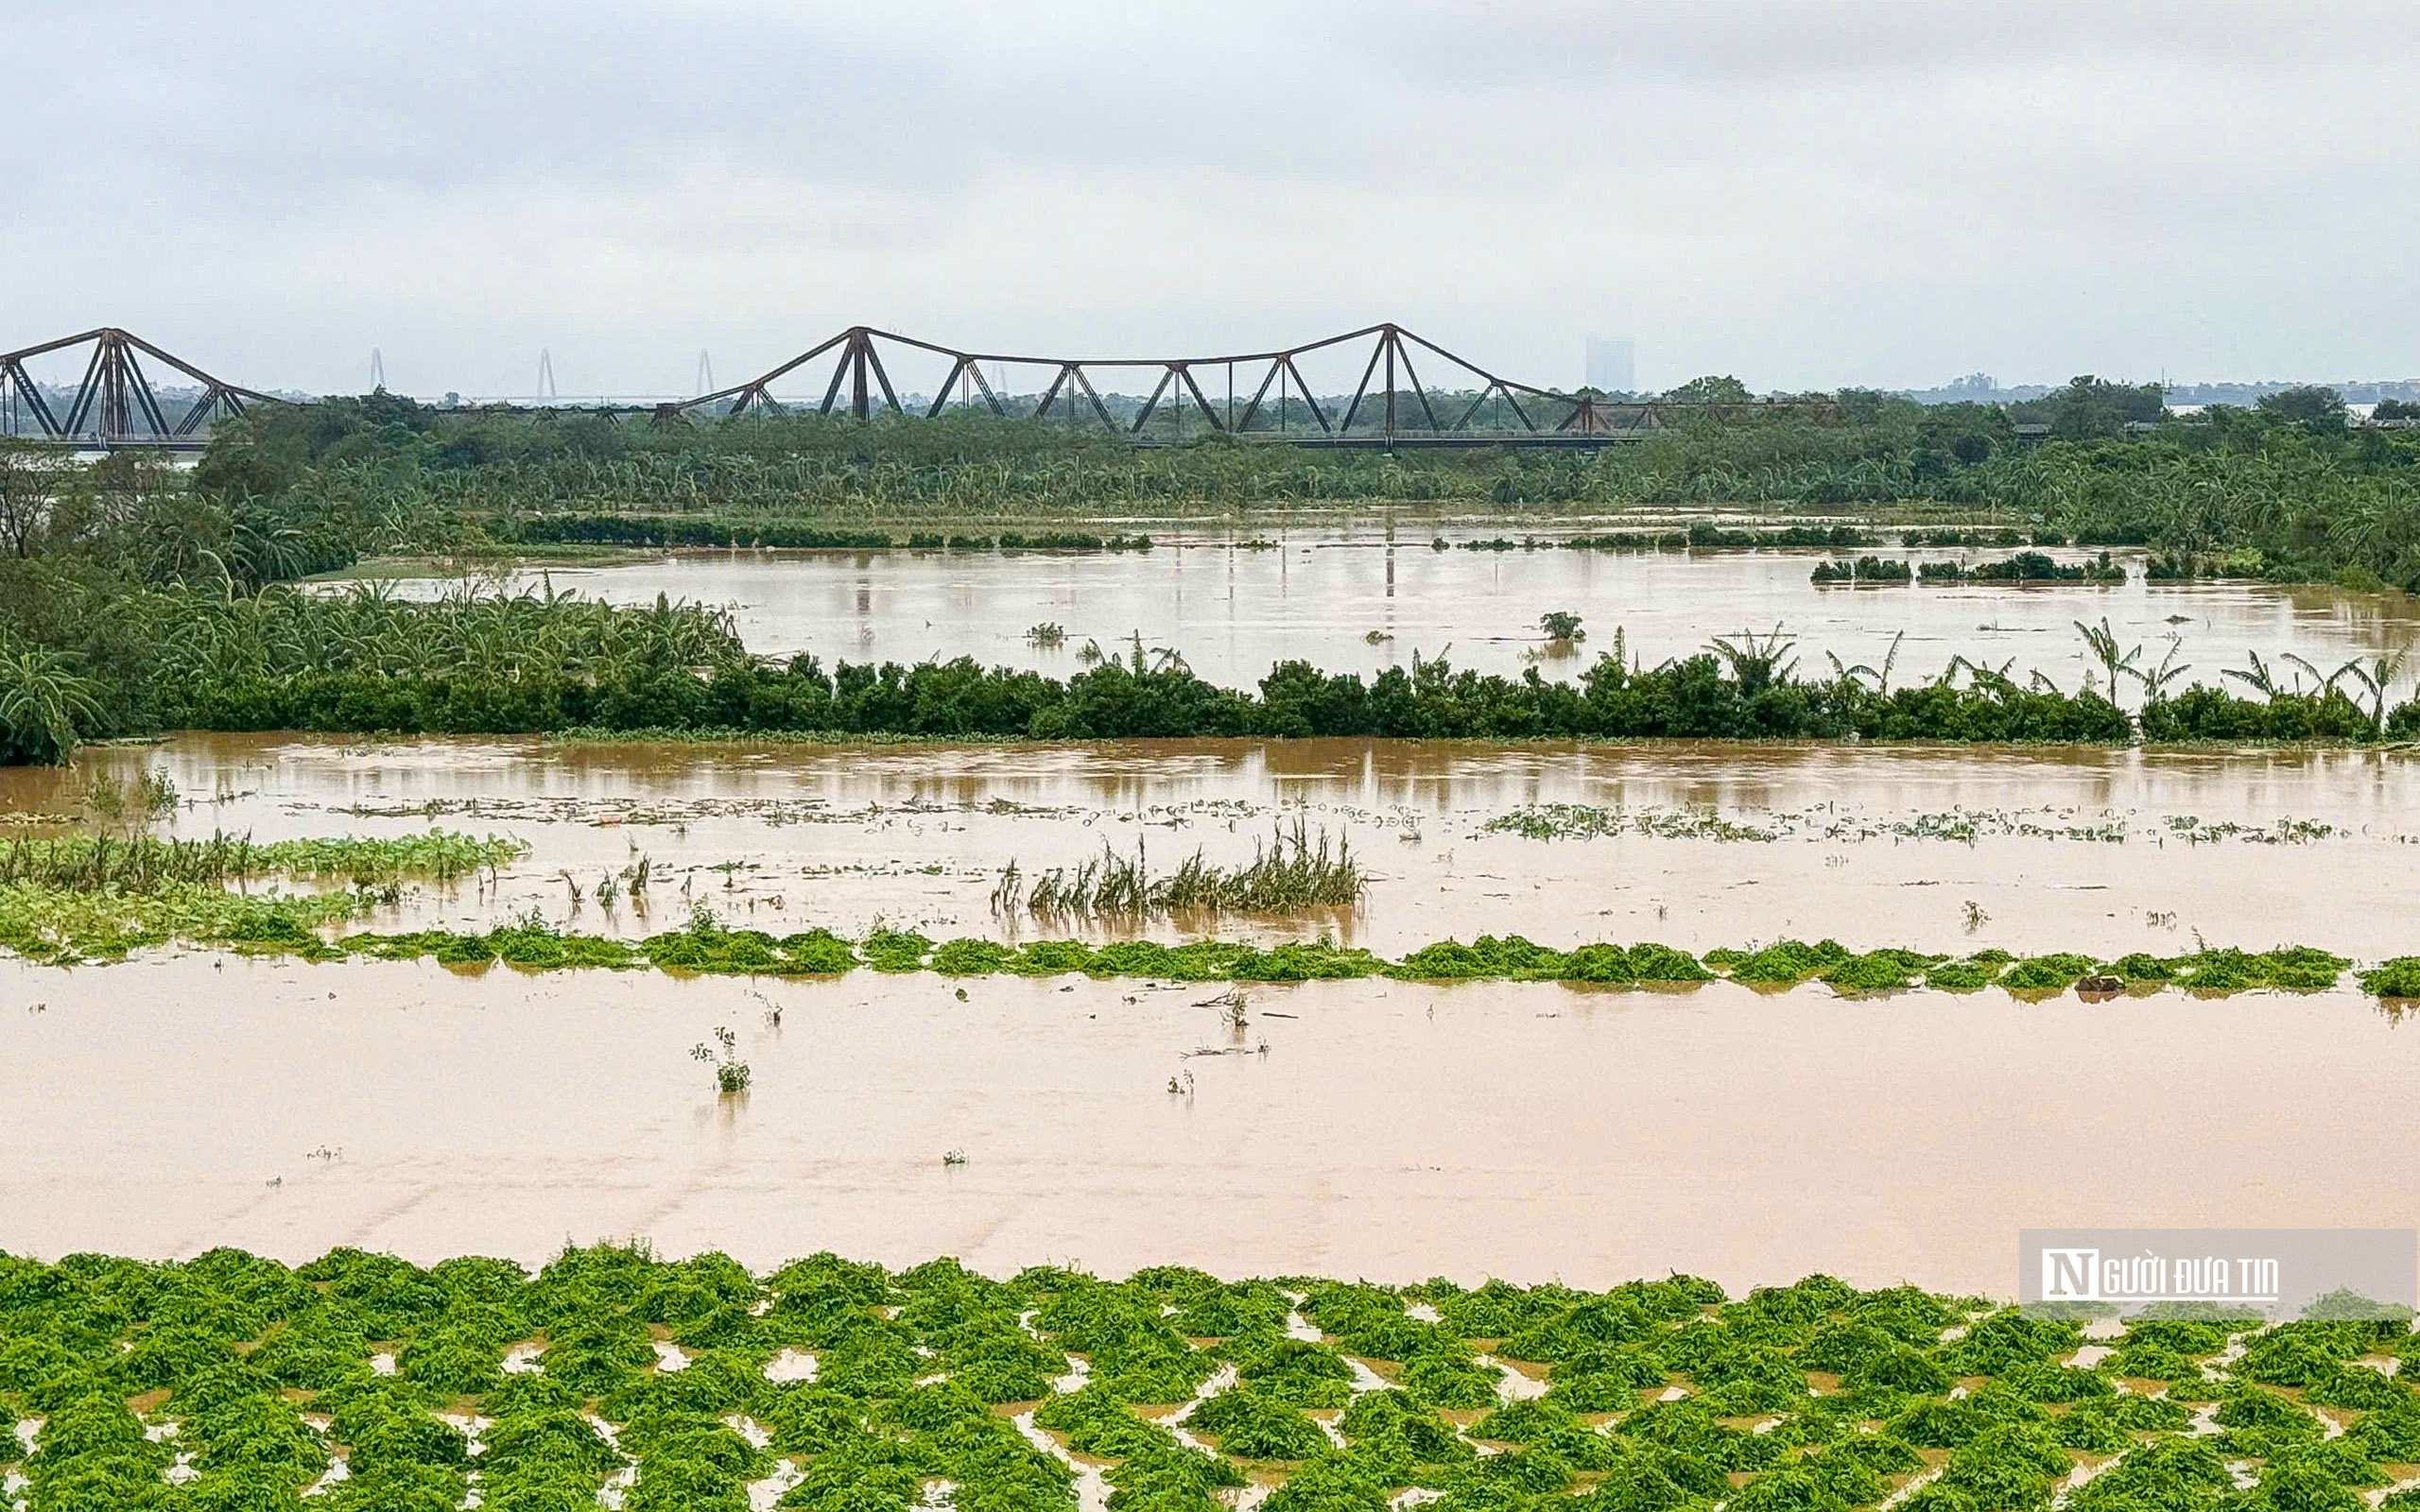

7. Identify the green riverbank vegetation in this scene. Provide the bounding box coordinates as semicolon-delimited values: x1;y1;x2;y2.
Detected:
6;587;2416;761
9;381;2420;762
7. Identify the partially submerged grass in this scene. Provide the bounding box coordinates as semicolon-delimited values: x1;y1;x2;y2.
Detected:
1479;802;2338;847
995;821;1365;919
0;829;525;890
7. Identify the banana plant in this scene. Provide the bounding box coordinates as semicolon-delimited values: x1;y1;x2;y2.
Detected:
2133;637;2193;703
2335;648;2411;730
2223;652;2285;698
1824;630;1906;693
0;645;104;764
2074;617;2143;700
1706;626;1798;694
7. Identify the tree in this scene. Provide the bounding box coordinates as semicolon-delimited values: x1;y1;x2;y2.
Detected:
2255;385;2345;427
1663;375;1754;405
2335;650;2408;730
2373;398;2420;422
0;644;104;764
2011;376;2167;439
1916;403;2012;467
0;438;65;558
2074;617;2143;701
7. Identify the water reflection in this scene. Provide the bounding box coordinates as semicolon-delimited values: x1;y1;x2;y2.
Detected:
358;528;2420;689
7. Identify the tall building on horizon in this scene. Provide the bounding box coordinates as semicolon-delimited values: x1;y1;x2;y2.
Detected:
1585;335;1635;394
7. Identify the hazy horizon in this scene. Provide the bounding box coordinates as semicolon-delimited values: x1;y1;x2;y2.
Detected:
13;0;2420;399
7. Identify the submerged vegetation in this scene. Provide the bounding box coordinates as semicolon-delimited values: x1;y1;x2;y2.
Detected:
12;596;2413;755
0;891;2395;1000
0;828;523;960
505;513;1154;552
689;1024;752;1094
992;822;1365;919
1810;551;2128;585
1477;802;2337;846
0;829;523;890
0;1244;2411;1512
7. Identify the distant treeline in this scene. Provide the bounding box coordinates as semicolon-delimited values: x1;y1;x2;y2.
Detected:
165;376;2420;593
506;514;1152;552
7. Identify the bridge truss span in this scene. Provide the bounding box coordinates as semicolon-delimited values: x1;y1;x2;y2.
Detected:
0;328;279;450
677;322;1816;445
0;321;1831;450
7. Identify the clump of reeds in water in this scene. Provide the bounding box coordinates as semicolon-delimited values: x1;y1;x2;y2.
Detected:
0;830;525;893
993;819;1364;919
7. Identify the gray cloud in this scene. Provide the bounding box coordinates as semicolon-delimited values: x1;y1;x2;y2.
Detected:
9;0;2418;396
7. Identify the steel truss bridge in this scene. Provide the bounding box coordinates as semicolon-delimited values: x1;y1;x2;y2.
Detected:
0;329;275;451
1;322;1824;451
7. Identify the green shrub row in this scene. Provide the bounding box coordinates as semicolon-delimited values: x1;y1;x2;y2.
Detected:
1812;552;2128;584
2;893;2395;998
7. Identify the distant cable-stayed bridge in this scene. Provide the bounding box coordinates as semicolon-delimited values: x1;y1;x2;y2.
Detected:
0;322;1824;450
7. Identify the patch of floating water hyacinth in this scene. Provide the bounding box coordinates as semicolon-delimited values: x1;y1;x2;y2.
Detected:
994;820;1365;919
2360;958;2420;998
1998;953;2107;992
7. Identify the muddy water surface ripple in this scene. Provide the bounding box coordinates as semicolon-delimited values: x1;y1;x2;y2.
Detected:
3;961;2411;1297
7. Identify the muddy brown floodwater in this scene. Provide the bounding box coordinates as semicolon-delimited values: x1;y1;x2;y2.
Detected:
354;525;2420;690
9;728;2419;1294
27;732;2420;958
2;958;2412;1297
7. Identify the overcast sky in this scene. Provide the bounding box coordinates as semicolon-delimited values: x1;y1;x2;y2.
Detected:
11;0;2418;398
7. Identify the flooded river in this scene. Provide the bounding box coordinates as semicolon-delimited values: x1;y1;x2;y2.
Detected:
354;526;2420;690
3;958;2411;1297
28;733;2420;959
14;536;2420;1292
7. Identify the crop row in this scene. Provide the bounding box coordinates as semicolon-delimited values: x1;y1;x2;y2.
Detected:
5;892;2413;1000
3;1244;2415;1512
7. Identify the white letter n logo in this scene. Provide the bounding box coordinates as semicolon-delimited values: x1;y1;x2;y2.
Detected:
2044;1248;2099;1301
